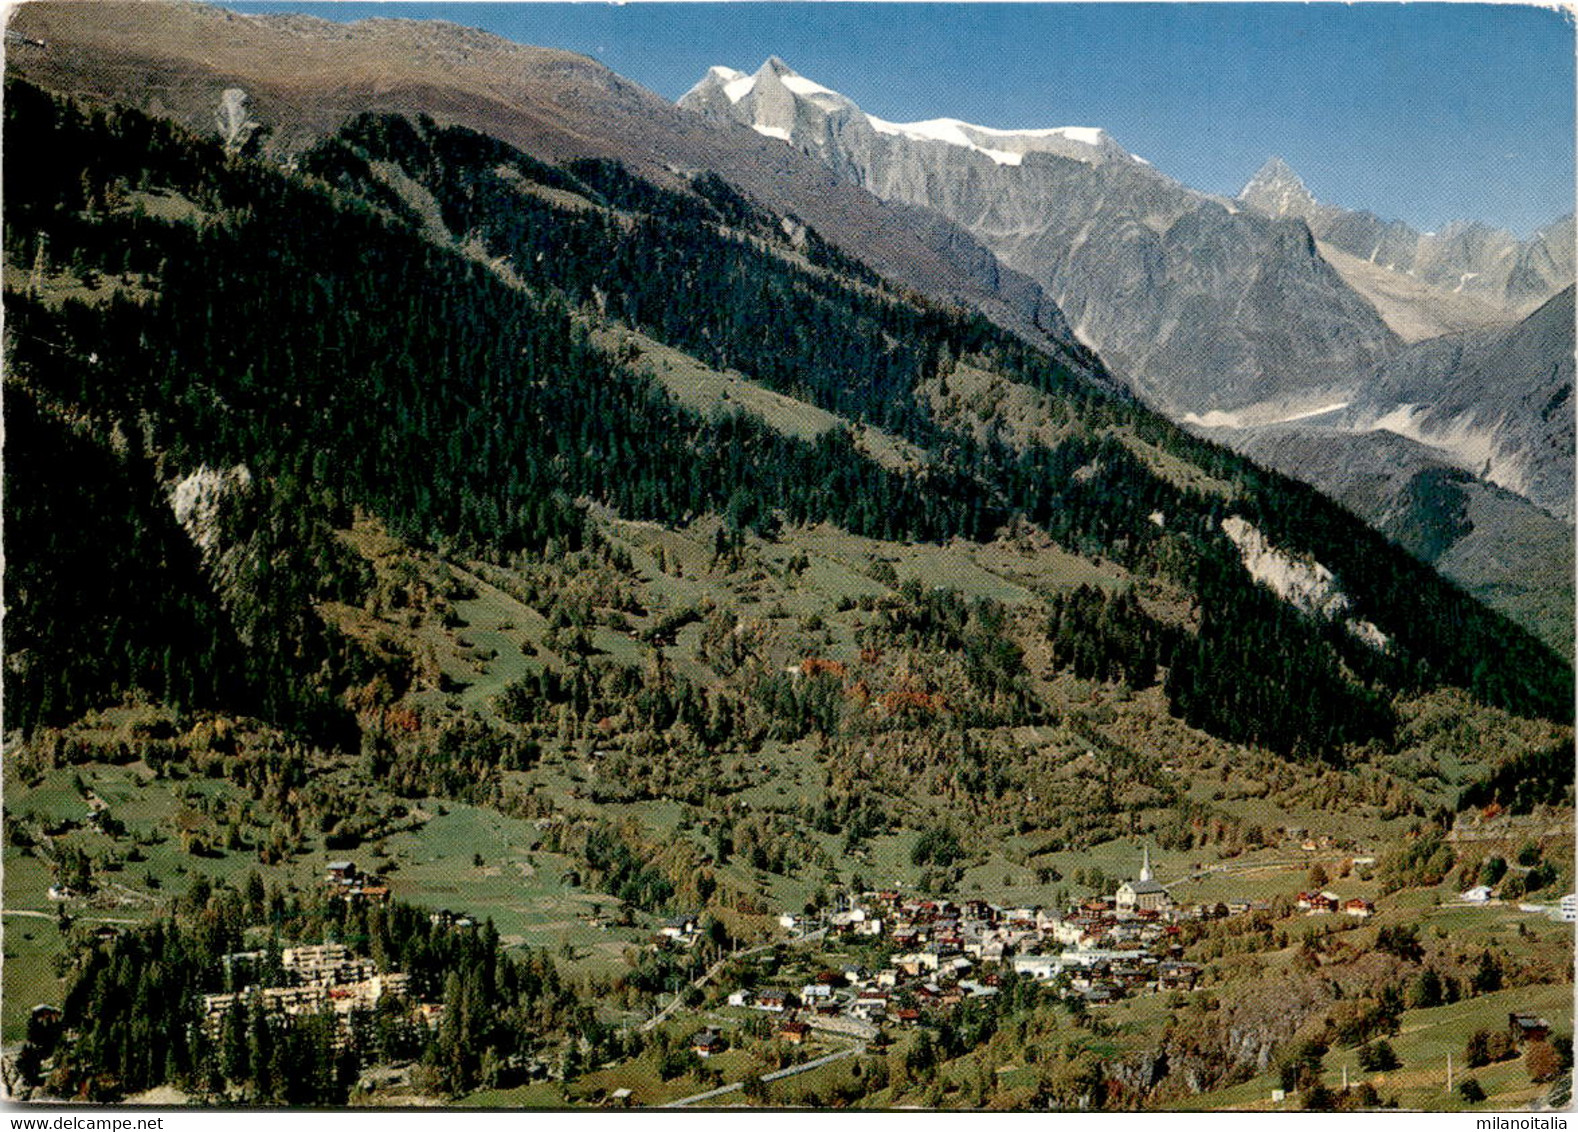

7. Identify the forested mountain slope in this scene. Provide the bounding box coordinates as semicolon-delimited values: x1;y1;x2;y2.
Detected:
6;81;1567;752
2;42;1572;1113
4;0;1101;386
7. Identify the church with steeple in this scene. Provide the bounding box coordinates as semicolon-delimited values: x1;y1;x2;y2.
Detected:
1115;847;1171;913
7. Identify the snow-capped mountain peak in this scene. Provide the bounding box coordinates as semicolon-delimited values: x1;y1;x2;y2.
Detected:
1238;156;1320;219
866;115;1128;166
681;58;1139;169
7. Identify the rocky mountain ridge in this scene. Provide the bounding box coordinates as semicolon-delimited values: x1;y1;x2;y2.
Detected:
1208;288;1576;655
1240;156;1575;317
681;57;1401;419
1339;286;1576;523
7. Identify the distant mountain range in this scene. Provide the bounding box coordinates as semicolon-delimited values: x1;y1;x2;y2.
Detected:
683;57;1400;421
680;56;1575;653
1240;156;1575;319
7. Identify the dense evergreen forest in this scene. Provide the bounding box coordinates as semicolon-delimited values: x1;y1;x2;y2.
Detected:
28;880;585;1102
3;79;1570;770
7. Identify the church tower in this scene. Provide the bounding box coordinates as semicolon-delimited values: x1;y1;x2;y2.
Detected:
1140;846;1154;883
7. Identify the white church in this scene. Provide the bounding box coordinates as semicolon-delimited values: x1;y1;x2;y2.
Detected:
1115;848;1172;913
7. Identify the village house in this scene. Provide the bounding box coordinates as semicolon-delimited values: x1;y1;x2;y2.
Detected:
1052;917;1104;949
325;861;358;885
851;993;889;1019
778;1020;811;1045
754;991;792;1013
1012;954;1061;981
1510;1013;1551;1045
1343;898;1375;918
691;1028;727;1058
894;951;941;977
1296;891;1340;914
1156;962;1201;992
660;913;699;940
971;940;1007;964
283;943;378;986
334;880;390;906
828;908;870;934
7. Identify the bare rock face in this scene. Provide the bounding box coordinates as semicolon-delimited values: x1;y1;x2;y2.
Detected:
215;87;261;152
682;59;1399;419
1205;288;1576;657
1337;285;1575;523
1240;156;1574;315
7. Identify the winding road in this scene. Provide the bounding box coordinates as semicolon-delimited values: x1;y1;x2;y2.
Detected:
662;1043;866;1107
638;928;826;1034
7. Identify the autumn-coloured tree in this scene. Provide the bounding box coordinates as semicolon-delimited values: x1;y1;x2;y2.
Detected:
1525;1042;1562;1083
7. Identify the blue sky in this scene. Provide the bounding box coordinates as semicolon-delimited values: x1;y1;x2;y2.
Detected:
230;2;1575;235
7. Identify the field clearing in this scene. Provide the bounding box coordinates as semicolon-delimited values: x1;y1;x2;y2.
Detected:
2;911;69;1042
1112;427;1238;500
593;324;926;475
11;768;93;827
456;1080;565;1108
3;846;60;912
5;761;328;919
753;1038;866;1106
729;739;825;812
374;801;650;974
444;567;554;708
